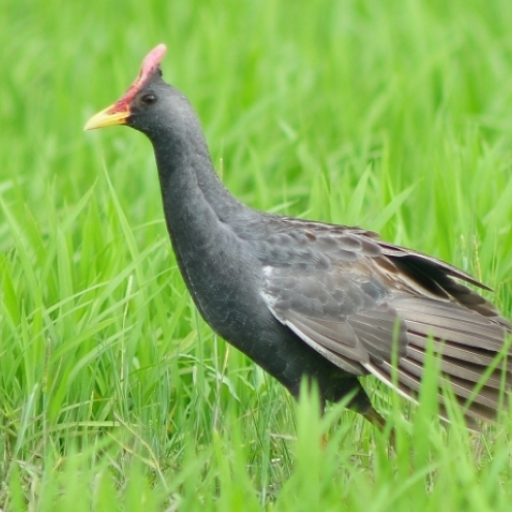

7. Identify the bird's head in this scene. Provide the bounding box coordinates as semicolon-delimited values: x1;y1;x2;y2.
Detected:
84;44;190;137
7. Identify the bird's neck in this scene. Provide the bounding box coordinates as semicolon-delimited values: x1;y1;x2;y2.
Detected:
152;124;244;224
149;123;254;323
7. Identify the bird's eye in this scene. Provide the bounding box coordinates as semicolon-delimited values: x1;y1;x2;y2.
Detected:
141;94;157;105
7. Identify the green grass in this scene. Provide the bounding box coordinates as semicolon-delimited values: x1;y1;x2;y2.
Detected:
2;0;512;509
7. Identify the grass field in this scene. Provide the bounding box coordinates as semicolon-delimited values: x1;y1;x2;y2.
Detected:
2;0;512;510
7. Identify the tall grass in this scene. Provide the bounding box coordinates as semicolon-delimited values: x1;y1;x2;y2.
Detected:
1;0;512;509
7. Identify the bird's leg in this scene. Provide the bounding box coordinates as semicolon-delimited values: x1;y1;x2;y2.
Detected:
361;407;387;429
361;407;396;449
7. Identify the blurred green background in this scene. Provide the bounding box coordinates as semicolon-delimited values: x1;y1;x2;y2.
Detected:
2;0;512;510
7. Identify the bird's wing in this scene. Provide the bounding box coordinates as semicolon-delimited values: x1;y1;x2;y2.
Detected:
259;229;512;422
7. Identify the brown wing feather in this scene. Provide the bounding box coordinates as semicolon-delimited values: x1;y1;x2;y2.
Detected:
365;296;512;422
261;221;512;424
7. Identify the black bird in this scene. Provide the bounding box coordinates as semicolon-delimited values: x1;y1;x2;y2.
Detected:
85;44;512;430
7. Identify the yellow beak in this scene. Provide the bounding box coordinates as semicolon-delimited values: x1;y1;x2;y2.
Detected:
84;104;130;130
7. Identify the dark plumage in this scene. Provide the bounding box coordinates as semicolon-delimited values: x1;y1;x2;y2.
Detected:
85;44;512;429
